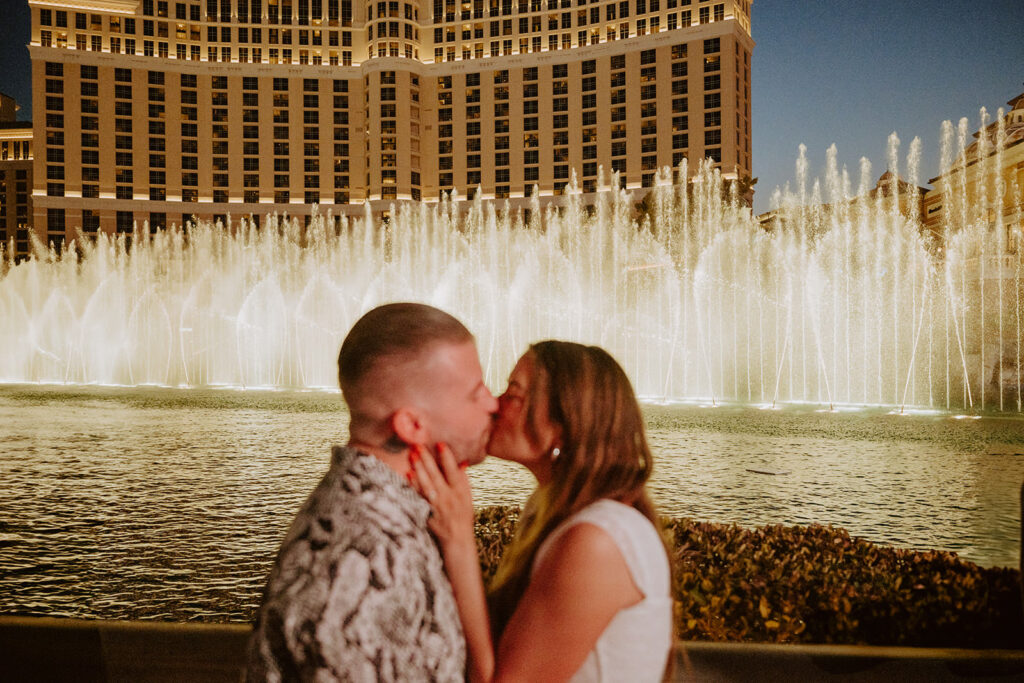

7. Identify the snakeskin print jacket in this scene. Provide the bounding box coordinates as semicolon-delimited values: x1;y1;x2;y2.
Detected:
246;446;465;682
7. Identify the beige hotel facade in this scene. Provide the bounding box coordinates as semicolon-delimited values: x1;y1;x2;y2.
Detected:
26;0;752;250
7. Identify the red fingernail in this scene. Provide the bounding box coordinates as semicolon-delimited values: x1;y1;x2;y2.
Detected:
458;461;468;471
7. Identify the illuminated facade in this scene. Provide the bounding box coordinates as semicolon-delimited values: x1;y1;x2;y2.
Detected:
923;91;1024;248
27;0;753;243
0;93;33;257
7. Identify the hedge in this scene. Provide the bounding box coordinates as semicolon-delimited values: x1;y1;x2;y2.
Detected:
472;506;1023;649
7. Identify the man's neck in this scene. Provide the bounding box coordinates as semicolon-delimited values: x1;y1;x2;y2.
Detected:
347;438;414;479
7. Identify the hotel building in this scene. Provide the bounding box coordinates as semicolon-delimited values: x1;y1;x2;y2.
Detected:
0;93;34;256
923;91;1024;248
26;0;752;249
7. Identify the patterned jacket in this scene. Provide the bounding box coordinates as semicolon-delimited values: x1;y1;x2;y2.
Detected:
246;446;465;682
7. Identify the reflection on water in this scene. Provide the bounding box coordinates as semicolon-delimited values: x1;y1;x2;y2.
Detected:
0;386;1021;623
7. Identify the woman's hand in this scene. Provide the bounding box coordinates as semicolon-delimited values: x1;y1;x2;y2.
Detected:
411;442;476;549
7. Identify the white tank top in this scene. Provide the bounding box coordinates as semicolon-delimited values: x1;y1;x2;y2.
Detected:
531;499;673;682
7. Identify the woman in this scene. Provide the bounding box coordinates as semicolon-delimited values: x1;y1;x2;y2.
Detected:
412;340;673;682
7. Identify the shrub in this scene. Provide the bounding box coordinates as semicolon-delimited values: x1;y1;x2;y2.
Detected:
473;506;1023;649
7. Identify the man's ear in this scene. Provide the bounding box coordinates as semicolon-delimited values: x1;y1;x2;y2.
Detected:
391;407;428;446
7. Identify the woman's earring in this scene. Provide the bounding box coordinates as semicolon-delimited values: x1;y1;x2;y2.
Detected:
551;447;561;460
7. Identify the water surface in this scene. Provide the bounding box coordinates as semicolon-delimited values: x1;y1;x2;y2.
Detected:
0;385;1021;622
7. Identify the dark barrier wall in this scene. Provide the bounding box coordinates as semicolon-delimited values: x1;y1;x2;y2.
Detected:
2;616;1024;682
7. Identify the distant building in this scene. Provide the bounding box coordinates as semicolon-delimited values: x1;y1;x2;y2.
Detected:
0;92;33;258
923;90;1024;249
27;0;753;244
756;170;927;233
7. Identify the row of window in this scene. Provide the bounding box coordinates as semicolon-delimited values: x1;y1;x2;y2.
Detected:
39;0;715;27
432;0;715;23
38;27;356;65
435;0;719;40
140;0;355;26
43;64;354;96
41;8;356;45
40;210;357;247
438;164;681;198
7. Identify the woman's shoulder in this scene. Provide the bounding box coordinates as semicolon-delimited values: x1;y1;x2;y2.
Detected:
563;498;660;543
536;499;669;589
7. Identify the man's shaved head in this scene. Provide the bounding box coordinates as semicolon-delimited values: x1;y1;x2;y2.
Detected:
338;303;473;427
339;303;473;390
338;302;496;464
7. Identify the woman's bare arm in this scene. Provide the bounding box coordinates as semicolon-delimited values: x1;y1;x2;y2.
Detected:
492;522;642;682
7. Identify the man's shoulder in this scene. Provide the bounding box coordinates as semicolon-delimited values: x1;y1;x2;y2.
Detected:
274;449;433;565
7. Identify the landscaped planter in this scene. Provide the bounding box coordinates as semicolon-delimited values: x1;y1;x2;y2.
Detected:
473;506;1023;649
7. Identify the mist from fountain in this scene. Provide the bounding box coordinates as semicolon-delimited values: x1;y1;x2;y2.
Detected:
1;113;1022;410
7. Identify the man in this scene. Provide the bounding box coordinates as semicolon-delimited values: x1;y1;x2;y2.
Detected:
247;302;497;682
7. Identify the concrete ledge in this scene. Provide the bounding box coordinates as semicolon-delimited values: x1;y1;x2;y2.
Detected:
2;616;1023;682
0;616;249;683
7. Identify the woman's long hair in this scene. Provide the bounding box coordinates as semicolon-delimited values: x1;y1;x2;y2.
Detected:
487;340;665;640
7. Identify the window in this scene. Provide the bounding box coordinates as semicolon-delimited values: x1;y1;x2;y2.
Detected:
116;211;134;233
47;209;66;234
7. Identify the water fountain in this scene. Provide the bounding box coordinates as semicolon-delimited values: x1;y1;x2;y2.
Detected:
1;111;1022;411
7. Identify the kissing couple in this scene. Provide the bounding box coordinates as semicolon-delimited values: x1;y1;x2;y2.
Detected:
246;302;672;682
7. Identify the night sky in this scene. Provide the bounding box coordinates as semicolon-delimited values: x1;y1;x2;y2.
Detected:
0;0;1021;214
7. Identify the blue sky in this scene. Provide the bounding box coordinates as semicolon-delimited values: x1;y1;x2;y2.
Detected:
752;0;1024;213
1;0;1022;213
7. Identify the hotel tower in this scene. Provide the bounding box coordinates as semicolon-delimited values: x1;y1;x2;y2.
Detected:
26;0;752;250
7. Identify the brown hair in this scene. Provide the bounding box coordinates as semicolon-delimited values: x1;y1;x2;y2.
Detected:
487;340;666;639
337;302;473;399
